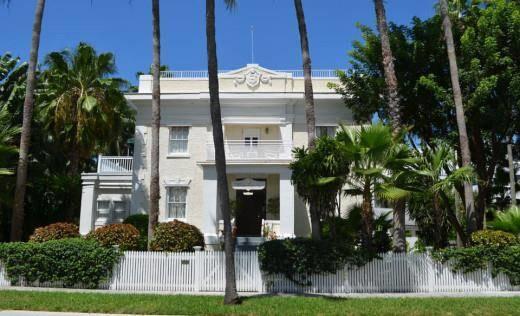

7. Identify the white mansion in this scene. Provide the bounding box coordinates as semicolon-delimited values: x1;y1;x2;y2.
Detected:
79;64;360;247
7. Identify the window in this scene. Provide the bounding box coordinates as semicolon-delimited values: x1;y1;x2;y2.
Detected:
169;127;189;154
244;128;260;146
167;187;187;219
96;200;111;217
316;126;336;138
113;201;128;222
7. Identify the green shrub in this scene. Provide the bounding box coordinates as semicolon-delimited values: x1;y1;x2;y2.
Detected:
87;224;140;250
471;230;518;247
29;222;79;242
150;220;204;252
123;214;149;249
0;238;122;288
434;245;520;286
258;238;371;285
489;206;520;236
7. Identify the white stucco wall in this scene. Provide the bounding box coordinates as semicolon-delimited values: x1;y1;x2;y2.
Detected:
127;64;358;238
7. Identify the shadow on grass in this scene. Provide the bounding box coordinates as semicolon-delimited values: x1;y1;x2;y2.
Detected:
240;292;351;303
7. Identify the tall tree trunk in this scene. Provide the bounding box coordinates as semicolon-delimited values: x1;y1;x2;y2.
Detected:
392;200;406;252
508;141;516;206
374;0;406;252
148;0;161;249
10;0;46;241
361;181;374;252
294;0;321;240
439;0;477;235
206;0;240;305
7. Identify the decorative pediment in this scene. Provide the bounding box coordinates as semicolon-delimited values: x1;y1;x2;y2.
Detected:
232;177;266;191
221;64;287;89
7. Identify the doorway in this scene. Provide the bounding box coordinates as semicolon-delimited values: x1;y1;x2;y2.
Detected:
235;187;266;237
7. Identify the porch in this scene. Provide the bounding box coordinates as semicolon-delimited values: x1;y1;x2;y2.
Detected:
202;164;302;247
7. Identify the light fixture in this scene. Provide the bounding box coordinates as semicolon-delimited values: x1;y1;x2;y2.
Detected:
243;191;253;196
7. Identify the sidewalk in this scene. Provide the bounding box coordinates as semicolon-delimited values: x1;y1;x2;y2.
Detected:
0;312;156;316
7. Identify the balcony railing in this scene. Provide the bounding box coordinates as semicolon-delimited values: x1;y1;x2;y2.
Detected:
160;69;341;79
97;155;133;173
206;140;293;161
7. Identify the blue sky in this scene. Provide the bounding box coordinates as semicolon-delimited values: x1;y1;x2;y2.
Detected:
0;0;436;84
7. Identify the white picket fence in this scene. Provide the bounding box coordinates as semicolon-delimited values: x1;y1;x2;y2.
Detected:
0;251;517;293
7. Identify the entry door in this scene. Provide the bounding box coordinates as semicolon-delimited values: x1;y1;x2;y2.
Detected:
243;128;260;146
235;188;266;237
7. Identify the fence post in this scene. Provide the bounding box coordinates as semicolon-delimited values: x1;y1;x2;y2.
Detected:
194;246;202;292
427;254;435;293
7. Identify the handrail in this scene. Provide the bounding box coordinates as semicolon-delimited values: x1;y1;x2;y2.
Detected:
160;69;342;79
97;155;133;173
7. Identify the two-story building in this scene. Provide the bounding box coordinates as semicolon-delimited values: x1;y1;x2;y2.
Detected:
79;64;359;248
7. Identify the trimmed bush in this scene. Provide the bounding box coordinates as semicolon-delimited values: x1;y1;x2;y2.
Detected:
471;230;518;247
87;224;140;250
123;214;149;250
150;220;204;252
0;238;122;288
29;222;79;242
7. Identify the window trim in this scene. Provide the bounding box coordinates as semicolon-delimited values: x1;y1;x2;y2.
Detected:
315;125;337;138
165;185;189;221
168;126;190;156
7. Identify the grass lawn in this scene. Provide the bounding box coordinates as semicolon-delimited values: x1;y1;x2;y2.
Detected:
0;290;519;315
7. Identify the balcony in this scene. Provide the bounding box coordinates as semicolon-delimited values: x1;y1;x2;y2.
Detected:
160;69;340;79
206;140;293;162
97;155;133;174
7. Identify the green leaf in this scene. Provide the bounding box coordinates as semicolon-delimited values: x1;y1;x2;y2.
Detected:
82;96;98;112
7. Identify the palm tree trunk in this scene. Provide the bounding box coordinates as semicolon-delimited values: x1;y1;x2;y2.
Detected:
508;141;516;206
294;0;321;241
374;0;406;252
10;0;46;241
206;0;240;305
439;0;477;235
148;0;161;249
293;0;316;149
392;200;406;252
361;181;374;251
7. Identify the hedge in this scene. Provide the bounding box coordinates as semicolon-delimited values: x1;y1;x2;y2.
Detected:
0;238;122;288
258;238;371;285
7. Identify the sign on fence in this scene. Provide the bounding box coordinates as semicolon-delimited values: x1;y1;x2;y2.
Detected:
0;251;517;294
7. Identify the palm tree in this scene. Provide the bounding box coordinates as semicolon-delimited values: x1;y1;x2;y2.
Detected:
148;0;161;249
410;143;474;247
10;0;46;241
293;0;316;149
439;0;476;235
294;0;322;241
39;43;133;220
205;0;240;305
290;137;350;240
0;105;20;176
336;124;414;251
373;0;406;252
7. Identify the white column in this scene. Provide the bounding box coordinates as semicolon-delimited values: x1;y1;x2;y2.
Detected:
79;175;97;235
279;168;295;238
202;166;219;246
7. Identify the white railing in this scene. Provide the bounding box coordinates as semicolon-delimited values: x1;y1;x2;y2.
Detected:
160;69;342;79
1;251;517;293
97;155;133;173
206;140;293;161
